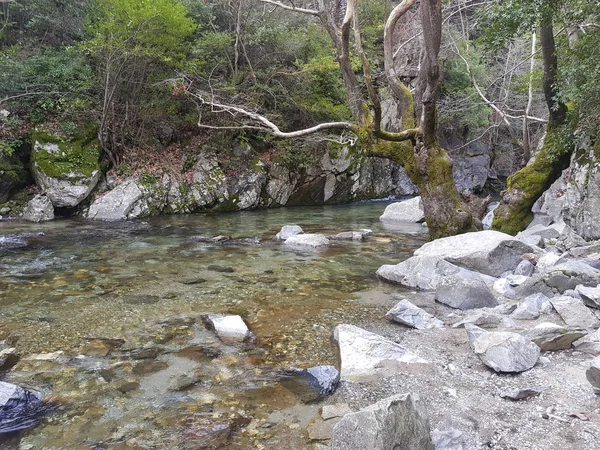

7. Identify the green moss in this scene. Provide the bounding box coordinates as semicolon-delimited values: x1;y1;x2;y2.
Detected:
211;194;240;212
31;125;100;180
492;124;574;234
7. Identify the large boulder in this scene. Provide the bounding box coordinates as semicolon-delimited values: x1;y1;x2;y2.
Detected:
22;194;54;222
413;230;533;277
332;324;428;381
472;332;540;373
385;299;444;330
575;284;600;309
379;197;424;223
30;127;101;208
0;381;45;433
87;180;146;221
377;255;495;290
435;276;499;310
331;393;434;450
533;130;600;240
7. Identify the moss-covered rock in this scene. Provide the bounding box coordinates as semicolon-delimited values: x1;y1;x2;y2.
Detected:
492;125;573;235
0;152;32;203
31;125;101;208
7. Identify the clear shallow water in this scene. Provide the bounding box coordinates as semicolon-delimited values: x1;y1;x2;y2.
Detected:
0;202;426;449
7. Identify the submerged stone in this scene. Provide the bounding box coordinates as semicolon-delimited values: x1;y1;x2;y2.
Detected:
0;381;45;434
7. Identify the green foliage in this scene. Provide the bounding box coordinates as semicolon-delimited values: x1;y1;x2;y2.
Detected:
440;44;491;132
84;0;197;65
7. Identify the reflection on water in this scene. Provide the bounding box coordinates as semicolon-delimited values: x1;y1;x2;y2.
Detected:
0;202;425;449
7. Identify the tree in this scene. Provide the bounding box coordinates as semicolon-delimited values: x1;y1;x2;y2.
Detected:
480;0;574;233
186;0;478;239
82;0;197;165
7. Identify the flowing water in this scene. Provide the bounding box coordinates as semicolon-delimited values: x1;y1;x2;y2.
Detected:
0;202;426;449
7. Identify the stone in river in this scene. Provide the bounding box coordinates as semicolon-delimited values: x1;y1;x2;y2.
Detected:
0;381;46;433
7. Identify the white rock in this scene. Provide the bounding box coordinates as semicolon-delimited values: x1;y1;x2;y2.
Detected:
473;332;540;373
332;324;428;381
385;299;444;330
273;225;304;241
413;230;533;277
377;255;495;291
203;314;255;344
379;197;424;223
549;296;600;330
284;234;330;248
87;180;145;221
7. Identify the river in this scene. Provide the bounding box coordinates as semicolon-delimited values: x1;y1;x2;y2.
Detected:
0;201;426;449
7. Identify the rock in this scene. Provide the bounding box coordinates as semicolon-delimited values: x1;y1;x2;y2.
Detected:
377;255;495;291
307;417;342;441
273;225;303;241
413;230;533;277
549;296;600;329
500;386;549;401
331;393;434;450
0;348;19;371
464;324;487;349
585;356;600;393
22;194;54;223
87;180;145;220
284;234;330;248
279;365;340;403
379;197;424;223
385;299;444;330
332;324;428;381
495;303;518;315
472;332;540;373
452;313;500;329
207;265;235;273
31;130;101;208
322;404;353;420
571;243;600;258
431;428;465;450
516;225;560;242
510;293;551;320
574;328;600;355
492;278;517;298
514;260;535;277
513;260;600;298
0;381;45;433
575;284;600;308
329;231;370;241
435;276;499;310
536;252;562;270
203;314;255;344
523;322;586;351
556;227;588;252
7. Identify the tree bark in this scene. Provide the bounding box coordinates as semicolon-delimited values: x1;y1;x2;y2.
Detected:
413;0;475;238
493;5;571;234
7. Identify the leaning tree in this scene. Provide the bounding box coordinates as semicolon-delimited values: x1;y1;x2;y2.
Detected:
186;0;479;239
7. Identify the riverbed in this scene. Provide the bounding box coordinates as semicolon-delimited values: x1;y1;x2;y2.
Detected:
0;202;426;449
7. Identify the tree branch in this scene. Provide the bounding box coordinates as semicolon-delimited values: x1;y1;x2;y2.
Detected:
191;92;355;138
257;0;319;16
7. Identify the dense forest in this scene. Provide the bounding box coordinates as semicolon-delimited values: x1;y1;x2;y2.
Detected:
1;0;599;236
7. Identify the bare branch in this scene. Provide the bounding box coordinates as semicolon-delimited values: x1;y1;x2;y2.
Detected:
384;0;416;114
191;92;355;138
257;0;319;16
